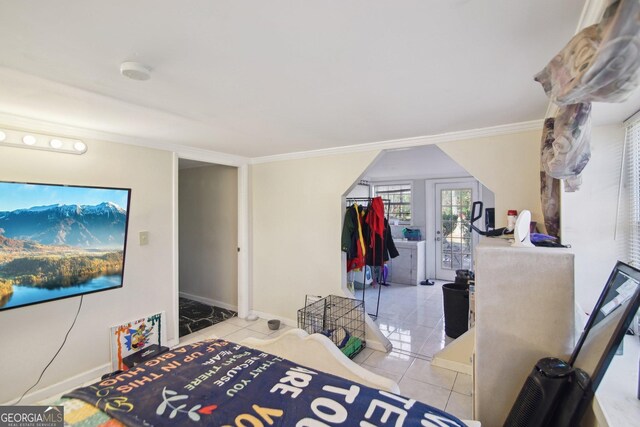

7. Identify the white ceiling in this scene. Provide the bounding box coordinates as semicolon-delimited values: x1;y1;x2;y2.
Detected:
0;0;635;159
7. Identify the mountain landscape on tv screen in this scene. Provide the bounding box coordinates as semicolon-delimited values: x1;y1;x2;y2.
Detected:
0;202;127;248
0;202;128;308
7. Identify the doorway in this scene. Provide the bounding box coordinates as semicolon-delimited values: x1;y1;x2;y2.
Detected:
343;146;492;356
177;159;239;337
434;181;478;281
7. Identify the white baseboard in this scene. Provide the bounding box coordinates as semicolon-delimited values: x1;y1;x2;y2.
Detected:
2;362;112;406
179;291;238;312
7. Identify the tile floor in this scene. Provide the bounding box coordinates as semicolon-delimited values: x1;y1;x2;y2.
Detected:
179;280;472;420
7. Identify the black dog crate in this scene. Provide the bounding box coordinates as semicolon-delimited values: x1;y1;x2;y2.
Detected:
297;295;366;358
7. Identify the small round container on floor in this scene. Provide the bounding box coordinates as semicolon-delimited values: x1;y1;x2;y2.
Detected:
268;319;280;330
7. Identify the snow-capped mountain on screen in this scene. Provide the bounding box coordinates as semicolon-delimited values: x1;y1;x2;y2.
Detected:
0;202;128;248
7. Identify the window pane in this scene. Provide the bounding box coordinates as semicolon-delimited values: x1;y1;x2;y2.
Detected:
374;183;411;223
442;190;452;205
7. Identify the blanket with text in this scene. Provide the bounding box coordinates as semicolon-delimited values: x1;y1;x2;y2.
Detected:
65;339;466;427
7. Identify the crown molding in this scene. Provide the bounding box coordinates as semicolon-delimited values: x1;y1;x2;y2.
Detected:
0;111;249;167
0;110;544;167
250;119;543;164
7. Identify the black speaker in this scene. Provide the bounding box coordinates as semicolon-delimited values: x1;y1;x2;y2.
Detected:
504;358;573;427
548;368;593;427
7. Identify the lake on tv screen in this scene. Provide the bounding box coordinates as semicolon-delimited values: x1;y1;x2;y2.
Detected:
1;274;122;309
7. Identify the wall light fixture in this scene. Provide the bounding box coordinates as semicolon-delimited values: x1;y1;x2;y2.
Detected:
0;127;87;155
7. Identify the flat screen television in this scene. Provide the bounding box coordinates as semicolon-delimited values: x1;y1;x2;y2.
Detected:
0;181;131;311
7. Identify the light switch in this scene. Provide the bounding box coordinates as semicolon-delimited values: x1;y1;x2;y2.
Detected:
139;231;149;246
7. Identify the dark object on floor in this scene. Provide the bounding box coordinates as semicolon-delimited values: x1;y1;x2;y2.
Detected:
420;280;434;286
268;319;280;330
442;282;469;338
179;298;237;337
504;357;576;427
123;344;170;369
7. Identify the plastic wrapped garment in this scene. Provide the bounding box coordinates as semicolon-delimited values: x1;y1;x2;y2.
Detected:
534;0;640;105
540;118;561;237
563;174;584;192
541;103;592;182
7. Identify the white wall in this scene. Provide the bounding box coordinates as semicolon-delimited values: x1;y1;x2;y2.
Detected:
251;151;379;321
438;129;544;229
0;139;175;404
562;124;627;311
250;130;545;322
179;164;238;308
345;183;370;199
434;123;627;312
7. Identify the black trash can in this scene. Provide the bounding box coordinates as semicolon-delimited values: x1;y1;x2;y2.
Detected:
442;282;469;338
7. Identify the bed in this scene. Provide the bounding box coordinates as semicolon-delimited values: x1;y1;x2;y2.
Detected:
60;329;479;426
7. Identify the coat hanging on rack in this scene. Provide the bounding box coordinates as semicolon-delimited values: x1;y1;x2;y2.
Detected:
365;196;398;267
342;197;399;268
363;217;398;267
366;197;385;238
341;203;367;272
343;196;396;319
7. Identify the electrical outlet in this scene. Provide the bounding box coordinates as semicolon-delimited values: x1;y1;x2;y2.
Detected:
139;231;149;246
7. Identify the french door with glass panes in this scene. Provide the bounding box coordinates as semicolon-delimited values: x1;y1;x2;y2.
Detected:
435;181;478;281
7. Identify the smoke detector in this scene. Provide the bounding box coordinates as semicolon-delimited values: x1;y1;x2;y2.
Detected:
120;61;151;81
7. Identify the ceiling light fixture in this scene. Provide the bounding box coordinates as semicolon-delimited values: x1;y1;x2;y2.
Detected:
73;141;87;153
22;135;36;145
120;61;151;81
0;128;87;155
49;139;63;149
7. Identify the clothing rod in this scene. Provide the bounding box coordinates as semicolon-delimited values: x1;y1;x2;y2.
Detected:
346;197;391;203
